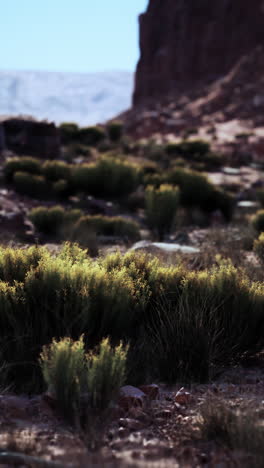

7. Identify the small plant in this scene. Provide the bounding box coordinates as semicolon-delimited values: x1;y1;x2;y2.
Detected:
107;121;123;142
252;209;264;233
166;139;210;158
87;338;128;410
39;336;86;422
145;184;179;239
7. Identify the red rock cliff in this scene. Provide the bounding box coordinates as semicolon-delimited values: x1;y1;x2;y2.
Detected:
133;0;264;107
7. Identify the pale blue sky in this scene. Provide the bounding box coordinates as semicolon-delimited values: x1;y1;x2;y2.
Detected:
1;0;148;73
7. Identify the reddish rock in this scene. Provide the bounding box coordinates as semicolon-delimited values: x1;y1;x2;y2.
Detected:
175;388;192;406
134;0;264;106
118;385;147;411
139;384;159;400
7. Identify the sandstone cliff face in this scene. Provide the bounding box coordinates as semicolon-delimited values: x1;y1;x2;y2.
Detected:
133;0;264;106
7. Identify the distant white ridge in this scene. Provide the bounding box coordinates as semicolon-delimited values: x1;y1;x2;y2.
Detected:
0;70;133;125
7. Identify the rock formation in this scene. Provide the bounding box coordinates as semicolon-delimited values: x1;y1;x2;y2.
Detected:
133;0;264;106
122;0;264;139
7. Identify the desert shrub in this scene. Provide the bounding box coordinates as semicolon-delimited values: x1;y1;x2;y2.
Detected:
29;206;83;236
0;246;264;391
73;215;140;242
107;121;123;142
166;139;210;158
40;336;86;422
253;232;264;263
29;206;65;235
252;209;264;233
78;126;105;146
143;173;164;188
4;157;42;182
167;168;233;220
71;157;140;197
145;184;180;239
43;160;71;181
87;338;128;409
59;122;79;144
13;171;49;198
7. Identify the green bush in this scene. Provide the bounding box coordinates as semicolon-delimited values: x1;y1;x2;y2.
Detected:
78;126;105;146
52;179;69;197
40;336;128;421
4;157;42;182
107;121;123;142
72;157;140;197
59;123;80;144
40;335;86;422
0;246;263;391
252;210;264;233
87;338;128;409
166;139;210;158
29;206;83;236
145;184;180;239
13;171;49;198
43;160;71;181
73;215;140;242
167;168;233;220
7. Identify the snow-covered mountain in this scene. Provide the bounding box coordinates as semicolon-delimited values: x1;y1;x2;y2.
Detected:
0;70;134;125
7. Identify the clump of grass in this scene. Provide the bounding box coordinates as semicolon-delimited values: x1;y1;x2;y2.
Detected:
40;336;128;422
87;338;128;410
29;205;83;236
145;184;180;240
40;335;86;422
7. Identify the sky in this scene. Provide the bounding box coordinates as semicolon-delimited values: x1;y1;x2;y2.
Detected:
0;0;149;73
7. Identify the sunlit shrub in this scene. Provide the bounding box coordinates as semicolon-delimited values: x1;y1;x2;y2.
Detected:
145;184;180;239
87;338;128;409
4;157;42;182
40;335;86;422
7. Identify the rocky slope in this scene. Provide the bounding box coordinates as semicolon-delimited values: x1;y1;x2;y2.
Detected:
122;0;264;140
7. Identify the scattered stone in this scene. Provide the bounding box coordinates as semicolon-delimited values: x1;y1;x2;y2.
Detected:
118;418;145;431
155;409;173;420
119;386;147;411
139;384;159;400
175;388;192;406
